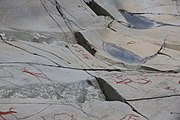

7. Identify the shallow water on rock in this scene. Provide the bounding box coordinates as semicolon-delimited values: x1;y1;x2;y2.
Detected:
121;12;155;29
103;42;142;64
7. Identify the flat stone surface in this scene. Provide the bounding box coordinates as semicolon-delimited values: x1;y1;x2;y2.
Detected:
129;97;180;120
0;99;139;120
90;71;180;99
0;0;180;120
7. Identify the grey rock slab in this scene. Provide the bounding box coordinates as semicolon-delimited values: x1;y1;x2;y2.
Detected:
0;99;141;120
0;38;112;69
0;0;180;119
0;0;106;32
67;44;113;69
0;41;56;65
116;0;179;14
77;28;180;71
90;71;180;100
0;40;72;67
92;0;126;22
0;64;106;102
0;0;63;32
77;21;180;71
82;101;146;120
0;64;93;86
0;30;77;44
78;28;161;58
129;97;180;120
108;21;180;50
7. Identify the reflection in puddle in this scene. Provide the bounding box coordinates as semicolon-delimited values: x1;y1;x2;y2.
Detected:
103;42;142;64
121;12;155;29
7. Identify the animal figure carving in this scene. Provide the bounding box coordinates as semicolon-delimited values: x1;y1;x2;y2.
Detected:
0;107;17;120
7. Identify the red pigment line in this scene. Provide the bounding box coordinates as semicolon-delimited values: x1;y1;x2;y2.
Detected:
120;114;140;120
41;116;46;120
115;75;123;79
77;5;86;10
91;64;104;68
137;77;152;84
71;45;91;59
127;41;136;45
0;108;17;115
71;44;78;48
82;53;91;59
22;68;45;81
72;45;84;52
0;107;17;120
137;75;152;84
116;79;133;84
0;111;17;115
165;86;172;90
75;48;83;52
54;113;76;120
164;86;176;92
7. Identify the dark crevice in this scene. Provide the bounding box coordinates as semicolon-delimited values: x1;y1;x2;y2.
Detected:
119;10;180;17
48;1;97;57
54;0;74;34
83;0;114;19
75;32;96;55
127;94;180;101
96;77;126;102
139;66;179;74
40;0;68;41
107;19;117;32
172;0;180;14
96;77;149;120
165;43;180;51
158;52;180;62
140;36;167;64
0;61;179;74
156;21;180;28
83;0;131;29
0;61;123;72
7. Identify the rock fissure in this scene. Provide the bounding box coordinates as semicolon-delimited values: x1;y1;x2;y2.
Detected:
83;0;113;18
127;94;180;102
95;77;150;120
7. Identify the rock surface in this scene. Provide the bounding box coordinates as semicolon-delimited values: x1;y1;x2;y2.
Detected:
0;0;180;120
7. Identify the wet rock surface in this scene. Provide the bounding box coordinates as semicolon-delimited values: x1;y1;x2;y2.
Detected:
120;11;156;29
0;0;180;120
103;42;142;64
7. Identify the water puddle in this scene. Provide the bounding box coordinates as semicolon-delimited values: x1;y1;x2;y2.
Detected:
121;12;155;29
103;42;142;64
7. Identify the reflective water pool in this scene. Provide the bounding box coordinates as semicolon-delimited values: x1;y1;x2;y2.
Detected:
103;42;142;64
121;12;155;29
